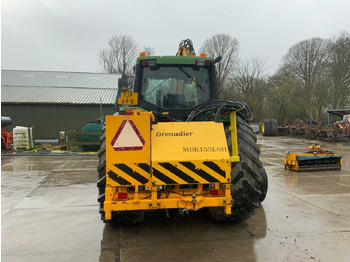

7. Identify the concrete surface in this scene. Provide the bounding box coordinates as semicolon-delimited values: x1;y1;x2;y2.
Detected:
2;136;350;262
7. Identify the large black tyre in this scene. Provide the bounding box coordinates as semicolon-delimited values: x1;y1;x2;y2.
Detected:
97;126;107;221
209;121;265;222
97;125;144;225
259;167;268;202
270;119;278;136
262;119;271;136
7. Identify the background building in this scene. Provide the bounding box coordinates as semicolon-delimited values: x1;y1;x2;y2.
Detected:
1;70;120;139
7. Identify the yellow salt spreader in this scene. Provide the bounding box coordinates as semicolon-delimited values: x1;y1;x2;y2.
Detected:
284;144;342;171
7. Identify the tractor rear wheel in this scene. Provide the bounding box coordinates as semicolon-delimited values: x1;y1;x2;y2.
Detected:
97;125;144;225
262;119;271;136
270;119;278;136
259;167;268;202
209;121;265;222
97;126;107;221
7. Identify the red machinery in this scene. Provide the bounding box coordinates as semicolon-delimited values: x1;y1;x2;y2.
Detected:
1;116;13;149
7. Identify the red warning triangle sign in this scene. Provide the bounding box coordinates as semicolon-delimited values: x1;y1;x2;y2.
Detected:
111;119;146;151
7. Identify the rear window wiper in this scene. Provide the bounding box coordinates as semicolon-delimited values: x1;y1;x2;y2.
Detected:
177;66;205;92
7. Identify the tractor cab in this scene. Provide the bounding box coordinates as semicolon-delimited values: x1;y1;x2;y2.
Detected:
132;56;218;120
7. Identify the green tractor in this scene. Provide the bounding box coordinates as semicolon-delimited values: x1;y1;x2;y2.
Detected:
98;40;268;224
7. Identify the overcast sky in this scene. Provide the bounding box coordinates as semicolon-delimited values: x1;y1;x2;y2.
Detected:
1;0;349;75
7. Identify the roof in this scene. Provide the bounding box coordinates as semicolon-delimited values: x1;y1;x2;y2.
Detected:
137;55;213;65
1;70;120;104
327;109;350;118
1;86;117;104
1;70;120;89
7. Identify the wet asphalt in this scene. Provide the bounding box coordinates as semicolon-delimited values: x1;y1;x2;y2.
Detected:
1;135;350;262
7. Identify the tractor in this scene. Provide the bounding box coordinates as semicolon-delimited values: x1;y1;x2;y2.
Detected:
97;39;268;224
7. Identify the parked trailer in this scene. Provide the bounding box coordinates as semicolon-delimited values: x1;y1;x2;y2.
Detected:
262;115;350;142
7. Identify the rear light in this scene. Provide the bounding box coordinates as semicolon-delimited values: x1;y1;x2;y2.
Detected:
141;59;157;67
196;60;211;66
209;189;219;195
196;60;205;66
205;60;211;66
113;192;127;200
147;60;157;67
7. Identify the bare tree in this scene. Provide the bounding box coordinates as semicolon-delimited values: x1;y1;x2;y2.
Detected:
228;57;268;121
200;34;239;97
233;57;267;100
281;37;331;120
143;46;155;56
99;35;137;78
329;31;350;108
265;68;306;123
99;49;116;74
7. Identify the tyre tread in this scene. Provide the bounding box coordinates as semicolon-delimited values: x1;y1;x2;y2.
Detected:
209;120;265;222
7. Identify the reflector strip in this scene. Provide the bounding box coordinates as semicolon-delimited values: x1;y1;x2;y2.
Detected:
176;163;209;184
114;164;149;185
180;162;221;183
159;162;198;183
151;176;166;185
137;163;151;173
199;164;228;182
152;168;178;185
108;161;228;186
108;163;151;186
108;170;131;185
203;161;226;177
154;164;187;184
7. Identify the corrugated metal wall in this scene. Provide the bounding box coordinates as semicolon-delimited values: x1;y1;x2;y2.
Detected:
1;103;114;139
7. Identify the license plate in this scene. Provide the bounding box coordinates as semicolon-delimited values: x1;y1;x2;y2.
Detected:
117;91;138;105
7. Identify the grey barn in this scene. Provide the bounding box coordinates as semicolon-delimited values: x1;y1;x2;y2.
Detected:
1;70;120;139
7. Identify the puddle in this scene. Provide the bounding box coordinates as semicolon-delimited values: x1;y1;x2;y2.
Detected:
40;170;97;187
